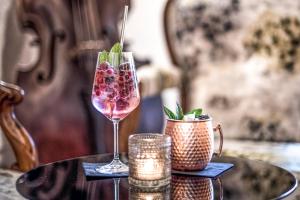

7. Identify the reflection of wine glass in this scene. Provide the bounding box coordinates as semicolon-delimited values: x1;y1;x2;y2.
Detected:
92;52;140;173
113;178;120;200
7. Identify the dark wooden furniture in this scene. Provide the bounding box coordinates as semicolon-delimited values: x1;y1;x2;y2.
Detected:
0;81;38;172
16;154;297;199
2;0;140;164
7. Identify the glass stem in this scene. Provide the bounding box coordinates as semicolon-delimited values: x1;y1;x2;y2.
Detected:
113;120;120;160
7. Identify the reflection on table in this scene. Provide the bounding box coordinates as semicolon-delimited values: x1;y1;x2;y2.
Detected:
16;155;297;200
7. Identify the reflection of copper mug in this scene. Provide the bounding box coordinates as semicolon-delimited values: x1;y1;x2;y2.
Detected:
164;118;223;170
171;176;223;200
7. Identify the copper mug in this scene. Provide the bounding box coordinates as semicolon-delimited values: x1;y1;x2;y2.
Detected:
164;117;223;170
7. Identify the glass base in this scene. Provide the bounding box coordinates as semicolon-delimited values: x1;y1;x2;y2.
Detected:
95;159;128;174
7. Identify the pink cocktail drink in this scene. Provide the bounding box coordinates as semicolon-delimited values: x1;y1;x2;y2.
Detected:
91;10;138;174
92;61;140;120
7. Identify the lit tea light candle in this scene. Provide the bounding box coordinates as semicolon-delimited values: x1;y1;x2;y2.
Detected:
128;133;171;188
136;157;163;180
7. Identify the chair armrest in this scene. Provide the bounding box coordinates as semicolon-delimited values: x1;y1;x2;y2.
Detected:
0;81;38;171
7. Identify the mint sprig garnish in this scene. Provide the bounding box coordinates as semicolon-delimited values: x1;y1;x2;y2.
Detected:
99;50;108;63
110;42;122;53
163;106;176;119
187;108;203;118
99;42;123;67
176;102;184;120
163;103;203;120
108;42;122;67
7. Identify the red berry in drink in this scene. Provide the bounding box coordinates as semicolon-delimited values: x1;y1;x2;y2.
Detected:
119;77;124;82
100;84;106;90
107;69;113;75
119;66;124;71
119;71;125;76
116;99;129;110
108;93;116;99
119;63;128;71
105;76;114;85
120;89;129;98
126;80;133;87
98;62;109;70
97;78;103;84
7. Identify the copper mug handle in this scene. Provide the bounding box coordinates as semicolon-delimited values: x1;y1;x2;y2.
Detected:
213;124;223;157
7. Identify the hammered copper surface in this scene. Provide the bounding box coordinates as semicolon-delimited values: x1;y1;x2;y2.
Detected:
164;119;223;170
171;176;213;200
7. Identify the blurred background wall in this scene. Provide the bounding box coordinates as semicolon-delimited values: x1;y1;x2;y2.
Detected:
126;0;180;111
126;0;171;67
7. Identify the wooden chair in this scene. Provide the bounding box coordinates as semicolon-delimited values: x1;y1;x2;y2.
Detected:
1;0;136;163
163;0;300;180
163;0;190;111
0;81;38;172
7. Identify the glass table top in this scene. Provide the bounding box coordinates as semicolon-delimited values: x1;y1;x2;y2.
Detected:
16;154;297;200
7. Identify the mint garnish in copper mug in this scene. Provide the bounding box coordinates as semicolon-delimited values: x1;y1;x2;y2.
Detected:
163;103;207;120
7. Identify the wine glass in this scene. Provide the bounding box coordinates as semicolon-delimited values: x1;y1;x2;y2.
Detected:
92;51;140;174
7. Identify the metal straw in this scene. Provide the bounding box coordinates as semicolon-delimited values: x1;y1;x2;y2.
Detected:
120;5;129;50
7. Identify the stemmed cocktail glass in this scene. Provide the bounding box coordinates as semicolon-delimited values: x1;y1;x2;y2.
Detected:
92;52;140;174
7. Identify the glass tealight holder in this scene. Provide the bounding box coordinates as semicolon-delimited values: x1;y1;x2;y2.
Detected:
128;133;171;188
